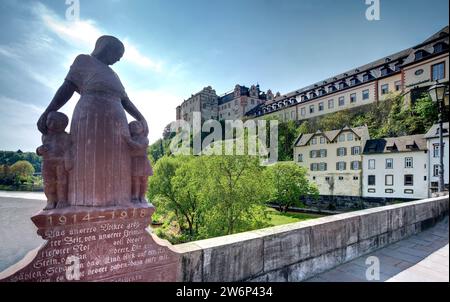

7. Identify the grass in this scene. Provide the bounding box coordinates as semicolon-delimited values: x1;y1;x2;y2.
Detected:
267;208;324;226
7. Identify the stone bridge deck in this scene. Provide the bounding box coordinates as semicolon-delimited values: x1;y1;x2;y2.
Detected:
307;216;449;282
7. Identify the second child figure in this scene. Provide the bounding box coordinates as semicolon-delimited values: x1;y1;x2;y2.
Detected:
125;121;153;203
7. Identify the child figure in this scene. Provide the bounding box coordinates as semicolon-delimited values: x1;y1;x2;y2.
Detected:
125;121;153;203
36;111;72;210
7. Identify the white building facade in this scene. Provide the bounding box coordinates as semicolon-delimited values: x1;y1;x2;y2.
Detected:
362;135;429;200
425;122;449;194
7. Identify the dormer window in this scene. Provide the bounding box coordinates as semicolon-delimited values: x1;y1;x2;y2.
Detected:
394;62;402;72
338;81;346;89
319;89;326;96
406;142;417;150
414;50;428;61
309;91;317;99
381;65;392;76
328;85;336;93
350;77;359;86
433;42;447;53
363;72;372;82
301;95;308;102
386;142;397;151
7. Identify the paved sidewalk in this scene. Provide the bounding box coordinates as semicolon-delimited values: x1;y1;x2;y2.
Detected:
307;216;449;282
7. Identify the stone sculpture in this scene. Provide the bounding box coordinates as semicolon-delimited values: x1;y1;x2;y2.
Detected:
36;111;72;210
125;121;153;204
37;35;148;207
0;36;179;282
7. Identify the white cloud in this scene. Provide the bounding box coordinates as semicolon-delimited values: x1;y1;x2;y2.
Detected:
0;96;44;152
32;2;163;72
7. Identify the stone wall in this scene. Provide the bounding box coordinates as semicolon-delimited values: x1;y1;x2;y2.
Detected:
174;195;449;282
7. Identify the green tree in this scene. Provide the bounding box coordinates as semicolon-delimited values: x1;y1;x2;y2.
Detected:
10;160;35;182
202;155;271;236
264;162;318;212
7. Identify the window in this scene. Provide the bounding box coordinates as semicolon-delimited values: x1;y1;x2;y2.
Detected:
350;93;357;103
328;86;335;93
368;159;375;170
328;99;334;109
336;161;346;171
325;176;330;181
310;163;318;171
363;73;372;82
338;96;345;106
351;161;360;170
404;175;414;186
404;189;414;194
319;162;327;171
339;82;345;89
362;89;370;100
433;164;439;177
353;176;359;180
368;175;376;186
310;150;317;158
350;77;358;86
311;138;317;145
298;154;303;162
347;133;354;141
301;107;306;116
385;158;393;169
385;189;394;194
433;43;446;53
320;149;327;158
381;66;390;76
381;84;389;95
433;144;440;157
338;134;345;142
337;147;346;156
319;102;324;111
432;62;445;81
291;111;295;119
339;176;344;180
310;105;315;114
351;146;361;155
385;175;394;186
415;50;425;60
405;157;413;168
395;81;402;91
320;137;325;144
368;188;376;193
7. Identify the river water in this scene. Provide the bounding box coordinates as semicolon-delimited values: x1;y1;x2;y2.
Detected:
0;191;46;272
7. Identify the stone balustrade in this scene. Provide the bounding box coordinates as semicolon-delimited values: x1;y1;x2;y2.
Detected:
174;195;449;282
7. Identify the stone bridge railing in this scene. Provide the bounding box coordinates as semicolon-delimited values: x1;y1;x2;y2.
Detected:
174;195;449;282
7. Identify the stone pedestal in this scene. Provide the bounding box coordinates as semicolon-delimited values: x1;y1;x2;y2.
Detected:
0;204;179;282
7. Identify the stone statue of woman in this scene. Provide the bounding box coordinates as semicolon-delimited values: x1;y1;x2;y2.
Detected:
37;36;148;207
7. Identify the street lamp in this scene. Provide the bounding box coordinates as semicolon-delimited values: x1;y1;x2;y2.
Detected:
428;81;447;193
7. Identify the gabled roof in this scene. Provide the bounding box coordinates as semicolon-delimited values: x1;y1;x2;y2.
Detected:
363;134;427;154
294;125;369;147
424;122;449;139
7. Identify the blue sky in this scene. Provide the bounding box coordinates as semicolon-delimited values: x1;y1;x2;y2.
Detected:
0;0;448;151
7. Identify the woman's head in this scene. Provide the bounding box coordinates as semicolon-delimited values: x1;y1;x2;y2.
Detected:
91;35;125;65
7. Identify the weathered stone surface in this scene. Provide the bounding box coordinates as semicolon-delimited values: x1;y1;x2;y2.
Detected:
310;216;360;257
195;232;263;282
177;196;448;282
387;205;415;231
256;226;311;272
415;199;439;223
359;210;388;240
0;204;179;282
175;242;203;282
